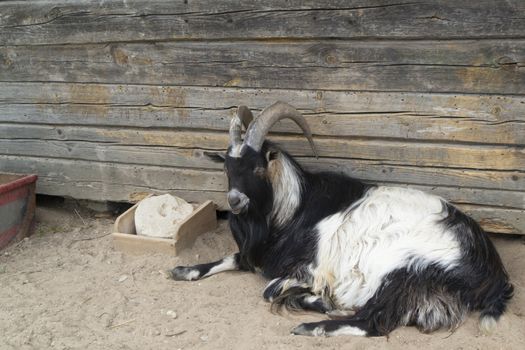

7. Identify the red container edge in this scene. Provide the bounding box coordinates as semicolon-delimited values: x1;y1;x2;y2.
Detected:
0;174;38;195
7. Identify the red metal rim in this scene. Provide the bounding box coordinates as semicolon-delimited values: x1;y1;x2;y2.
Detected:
0;174;38;195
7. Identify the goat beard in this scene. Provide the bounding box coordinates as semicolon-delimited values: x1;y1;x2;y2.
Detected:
229;209;270;272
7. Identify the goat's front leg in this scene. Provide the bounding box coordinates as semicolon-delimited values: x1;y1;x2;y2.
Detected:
167;253;241;281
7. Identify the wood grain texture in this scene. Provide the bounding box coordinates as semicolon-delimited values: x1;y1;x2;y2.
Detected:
383;185;524;211
1;152;523;210
2;102;523;145
175;201;217;250
1;138;523;209
0;138;523;193
1;124;523;171
0;155;227;192
1;40;524;94
458;206;524;235
0;82;524;145
1;0;524;45
0;155;226;202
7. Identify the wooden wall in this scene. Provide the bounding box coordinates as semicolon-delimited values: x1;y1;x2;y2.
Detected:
0;0;523;234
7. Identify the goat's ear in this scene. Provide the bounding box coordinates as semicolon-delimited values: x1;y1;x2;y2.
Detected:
204;151;226;163
265;150;279;162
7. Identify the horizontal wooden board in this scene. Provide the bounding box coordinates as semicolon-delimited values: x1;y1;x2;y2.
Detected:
0;155;227;192
1;123;523;172
299;159;525;194
457;205;524;235
0;139;523;196
2;102;523;146
1;40;524;94
0;155;521;234
1;138;522;209
1;1;524;45
0;83;524;145
0;154;227;198
379;184;524;211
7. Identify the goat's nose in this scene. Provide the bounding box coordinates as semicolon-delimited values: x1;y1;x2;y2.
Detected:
227;193;241;207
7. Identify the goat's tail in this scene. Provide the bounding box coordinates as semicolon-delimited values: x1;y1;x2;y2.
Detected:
478;280;514;334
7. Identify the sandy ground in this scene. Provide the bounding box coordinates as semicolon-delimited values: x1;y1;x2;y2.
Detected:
0;199;524;350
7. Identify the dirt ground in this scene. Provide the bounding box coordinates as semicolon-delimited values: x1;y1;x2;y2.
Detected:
1;199;524;350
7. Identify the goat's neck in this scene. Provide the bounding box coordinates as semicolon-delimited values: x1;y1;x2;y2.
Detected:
269;152;303;228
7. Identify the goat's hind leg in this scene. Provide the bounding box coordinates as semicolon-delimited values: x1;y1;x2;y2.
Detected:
167;253;241;281
263;277;333;314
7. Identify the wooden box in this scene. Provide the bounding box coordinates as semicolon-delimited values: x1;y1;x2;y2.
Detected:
112;197;217;255
0;173;37;250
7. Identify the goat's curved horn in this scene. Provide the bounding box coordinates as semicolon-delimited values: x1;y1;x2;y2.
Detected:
229;105;254;147
244;101;318;158
237;105;254;130
229;116;243;147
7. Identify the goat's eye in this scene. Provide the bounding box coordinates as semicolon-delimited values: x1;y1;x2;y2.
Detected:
253;167;266;178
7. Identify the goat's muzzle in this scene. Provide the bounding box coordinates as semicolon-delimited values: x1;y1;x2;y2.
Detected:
227;189;250;214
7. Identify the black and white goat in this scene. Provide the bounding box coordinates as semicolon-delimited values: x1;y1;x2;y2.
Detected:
168;101;513;337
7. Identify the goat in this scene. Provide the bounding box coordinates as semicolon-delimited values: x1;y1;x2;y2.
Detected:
167;101;513;337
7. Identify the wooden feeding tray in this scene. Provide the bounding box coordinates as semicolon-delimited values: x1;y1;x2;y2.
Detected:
0;173;37;250
112;196;217;255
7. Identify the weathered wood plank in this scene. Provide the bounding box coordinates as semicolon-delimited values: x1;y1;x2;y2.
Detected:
1;155;521;234
1;124;523;172
458;205;524;234
0;138;523;195
301;160;525;194
0;83;524;145
378;184;524;211
1;40;524;94
1;1;524;45
0;155;227;192
2;136;522;208
2;103;523;146
2;82;523;122
0;155;227;205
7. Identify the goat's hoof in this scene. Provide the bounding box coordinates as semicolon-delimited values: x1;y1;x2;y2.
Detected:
159;269;173;279
291;323;325;337
169;266;201;281
262;278;284;301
